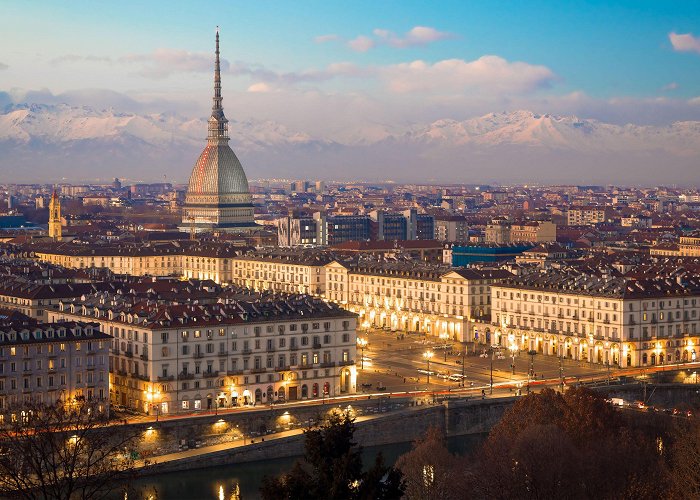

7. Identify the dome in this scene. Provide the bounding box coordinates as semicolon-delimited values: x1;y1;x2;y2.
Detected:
180;29;256;233
187;143;249;195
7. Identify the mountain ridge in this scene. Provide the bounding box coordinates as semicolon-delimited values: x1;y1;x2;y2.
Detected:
1;103;698;184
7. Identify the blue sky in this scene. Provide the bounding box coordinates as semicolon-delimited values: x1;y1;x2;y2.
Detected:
3;0;700;130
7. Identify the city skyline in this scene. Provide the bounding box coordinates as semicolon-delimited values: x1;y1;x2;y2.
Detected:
2;1;700;184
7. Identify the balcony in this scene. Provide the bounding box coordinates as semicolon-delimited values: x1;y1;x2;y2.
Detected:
338;360;354;367
313;343;322;349
320;361;336;368
124;351;134;358
193;352;204;359
116;369;127;377
289;345;299;351
111;348;120;355
227;369;243;376
217;350;229;357
178;372;195;380
250;367;266;374
140;353;149;361
135;374;150;381
266;346;276;353
241;349;252;355
157;375;174;382
276;365;291;371
203;371;219;378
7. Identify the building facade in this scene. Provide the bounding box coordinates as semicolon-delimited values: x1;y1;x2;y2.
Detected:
51;295;356;414
490;271;700;367
0;321;110;415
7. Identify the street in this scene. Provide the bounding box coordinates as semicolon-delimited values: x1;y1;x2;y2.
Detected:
356;328;617;394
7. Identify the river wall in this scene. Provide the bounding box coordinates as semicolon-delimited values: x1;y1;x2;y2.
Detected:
136;395;516;475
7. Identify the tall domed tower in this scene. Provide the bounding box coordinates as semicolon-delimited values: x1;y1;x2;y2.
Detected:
181;29;256;233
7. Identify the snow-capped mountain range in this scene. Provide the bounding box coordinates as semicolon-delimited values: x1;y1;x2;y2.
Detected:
1;103;699;183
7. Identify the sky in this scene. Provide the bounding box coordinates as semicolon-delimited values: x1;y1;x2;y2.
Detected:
2;1;700;183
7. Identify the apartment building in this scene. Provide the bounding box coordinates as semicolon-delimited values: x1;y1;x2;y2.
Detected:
566;206;613;226
50;293;357;414
680;232;700;257
434;215;470;242
490;270;700;367
0;321;110;415
229;251;335;296
325;259;511;342
485;220;556;244
0;280;111;322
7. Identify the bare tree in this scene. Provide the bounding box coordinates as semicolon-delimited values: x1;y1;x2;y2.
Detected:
0;399;140;500
394;427;468;500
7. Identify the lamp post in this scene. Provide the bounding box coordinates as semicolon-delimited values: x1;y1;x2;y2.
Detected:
559;346;564;393
146;388;161;422
508;335;517;375
423;350;434;384
490;348;494;395
527;349;537;395
357;338;367;370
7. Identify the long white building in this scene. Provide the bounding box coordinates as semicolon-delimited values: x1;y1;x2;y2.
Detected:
490;270;700;367
50;293;357;415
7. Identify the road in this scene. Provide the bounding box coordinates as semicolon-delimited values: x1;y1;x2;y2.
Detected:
356;328;614;394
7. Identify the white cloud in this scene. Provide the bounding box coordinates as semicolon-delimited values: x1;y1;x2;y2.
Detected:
381;56;556;94
669;32;700;54
345;26;455;52
247;82;272;93
119;48;227;78
314;34;339;43
662;82;679;91
347;35;376;52
384;26;455;48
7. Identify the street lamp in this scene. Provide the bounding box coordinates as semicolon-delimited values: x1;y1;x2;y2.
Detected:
146;387;161;422
357;338;368;369
508;335;517;375
490;348;494;395
527;349;537;394
423;350;434;384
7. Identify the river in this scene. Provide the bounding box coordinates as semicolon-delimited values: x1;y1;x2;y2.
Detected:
125;434;485;499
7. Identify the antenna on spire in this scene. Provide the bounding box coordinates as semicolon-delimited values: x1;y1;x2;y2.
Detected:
208;26;228;142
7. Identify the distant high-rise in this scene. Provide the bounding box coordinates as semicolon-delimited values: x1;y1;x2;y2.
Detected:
181;28;256;233
48;189;62;240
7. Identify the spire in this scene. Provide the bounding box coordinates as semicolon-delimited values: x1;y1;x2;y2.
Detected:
208;26;229;142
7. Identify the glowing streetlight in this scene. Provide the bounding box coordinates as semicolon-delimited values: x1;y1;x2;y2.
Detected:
357;338;368;369
145;387;161;422
423;350;434;384
508;334;518;375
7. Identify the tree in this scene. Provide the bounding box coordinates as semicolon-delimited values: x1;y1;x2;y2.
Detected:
394;427;468;500
0;400;140;500
260;411;404;500
471;387;669;500
669;419;700;499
